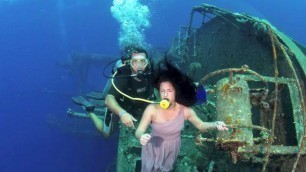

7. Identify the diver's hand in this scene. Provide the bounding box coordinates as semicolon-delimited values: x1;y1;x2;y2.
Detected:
214;121;229;131
140;134;151;146
120;113;137;129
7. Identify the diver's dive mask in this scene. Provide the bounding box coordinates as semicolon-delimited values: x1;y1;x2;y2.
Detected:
130;58;149;69
160;98;171;110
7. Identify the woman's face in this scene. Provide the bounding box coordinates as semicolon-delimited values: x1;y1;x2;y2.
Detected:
159;81;176;103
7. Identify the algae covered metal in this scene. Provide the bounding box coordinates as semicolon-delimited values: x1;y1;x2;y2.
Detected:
168;3;306;172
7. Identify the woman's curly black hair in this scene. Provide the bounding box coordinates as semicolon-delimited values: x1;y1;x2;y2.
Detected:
154;58;197;107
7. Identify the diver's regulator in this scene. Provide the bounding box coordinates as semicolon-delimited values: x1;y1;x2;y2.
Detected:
159;98;171;110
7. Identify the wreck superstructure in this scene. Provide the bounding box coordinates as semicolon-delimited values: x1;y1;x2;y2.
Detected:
116;3;306;172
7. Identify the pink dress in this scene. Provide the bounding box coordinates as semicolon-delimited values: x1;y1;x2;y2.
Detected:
141;106;185;172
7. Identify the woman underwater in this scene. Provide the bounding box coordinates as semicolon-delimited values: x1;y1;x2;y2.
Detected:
135;59;228;171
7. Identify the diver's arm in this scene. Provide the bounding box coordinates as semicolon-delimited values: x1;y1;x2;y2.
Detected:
88;112;103;133
105;94;125;116
105;94;137;128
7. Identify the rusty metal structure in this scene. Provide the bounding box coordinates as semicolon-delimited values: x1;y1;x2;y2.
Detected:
172;3;306;172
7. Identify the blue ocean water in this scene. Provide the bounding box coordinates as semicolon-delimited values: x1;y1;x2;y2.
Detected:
0;0;305;171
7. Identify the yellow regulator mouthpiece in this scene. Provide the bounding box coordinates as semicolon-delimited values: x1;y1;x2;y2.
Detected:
160;99;171;110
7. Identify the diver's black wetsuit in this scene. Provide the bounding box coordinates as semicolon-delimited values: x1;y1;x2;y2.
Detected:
105;65;155;133
108;65;154;118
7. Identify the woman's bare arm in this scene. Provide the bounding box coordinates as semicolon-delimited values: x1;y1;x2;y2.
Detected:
185;108;227;132
135;104;155;139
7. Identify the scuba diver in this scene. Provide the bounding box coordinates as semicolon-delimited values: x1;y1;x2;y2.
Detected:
68;46;155;137
67;46;207;138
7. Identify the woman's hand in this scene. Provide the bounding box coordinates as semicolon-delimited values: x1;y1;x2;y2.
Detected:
140;133;151;146
214;121;228;131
